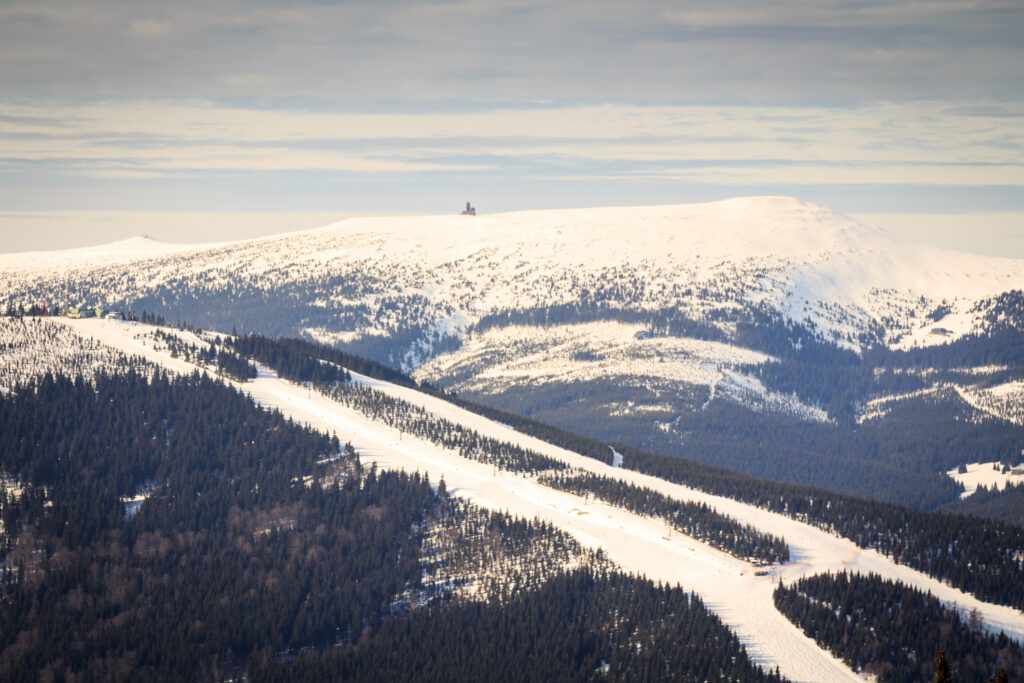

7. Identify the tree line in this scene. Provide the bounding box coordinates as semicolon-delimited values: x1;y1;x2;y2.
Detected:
773;572;1023;682
539;471;789;564
231;333;409;386
210;330;1024;609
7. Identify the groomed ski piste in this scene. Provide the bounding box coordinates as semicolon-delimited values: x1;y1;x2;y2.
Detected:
53;317;1024;682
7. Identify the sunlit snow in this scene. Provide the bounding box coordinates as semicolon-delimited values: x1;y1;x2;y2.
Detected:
38;317;1024;683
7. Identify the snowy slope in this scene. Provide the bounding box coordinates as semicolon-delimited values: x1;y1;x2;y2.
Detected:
412;320;830;422
2;197;1022;355
0;317;152;391
48;317;1024;683
948;461;1024;498
5;197;1021;438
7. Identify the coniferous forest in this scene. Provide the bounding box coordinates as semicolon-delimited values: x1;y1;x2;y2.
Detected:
773;572;1024;682
223;331;1024;610
0;370;784;681
251;570;785;683
322;379;567;474
539;471;789;564
149;328;258;382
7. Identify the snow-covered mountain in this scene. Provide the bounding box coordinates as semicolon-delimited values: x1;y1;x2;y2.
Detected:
4;201;1024;680
3;197;1023;507
3;196;1021;359
2;315;1022;682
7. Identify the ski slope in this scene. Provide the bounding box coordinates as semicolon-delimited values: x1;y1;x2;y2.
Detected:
58;318;1024;682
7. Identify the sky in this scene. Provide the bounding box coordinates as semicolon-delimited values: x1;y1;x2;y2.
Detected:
1;0;1023;256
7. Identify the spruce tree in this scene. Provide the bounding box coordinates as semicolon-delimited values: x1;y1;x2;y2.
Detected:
935;650;951;682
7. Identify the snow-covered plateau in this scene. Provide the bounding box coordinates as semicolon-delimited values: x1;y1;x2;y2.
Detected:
3;198;1022;416
3;196;1023;507
2;197;1022;357
7;316;1019;683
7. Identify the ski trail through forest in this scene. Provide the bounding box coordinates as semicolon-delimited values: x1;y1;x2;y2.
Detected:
63;318;1024;682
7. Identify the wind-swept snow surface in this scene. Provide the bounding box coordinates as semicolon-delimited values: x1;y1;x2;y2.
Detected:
57;318;1024;682
3;197;1022;356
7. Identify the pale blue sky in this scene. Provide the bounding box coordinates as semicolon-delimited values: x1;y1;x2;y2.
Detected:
1;0;1022;255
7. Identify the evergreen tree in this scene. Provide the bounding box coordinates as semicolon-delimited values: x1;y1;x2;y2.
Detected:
935;650;951;682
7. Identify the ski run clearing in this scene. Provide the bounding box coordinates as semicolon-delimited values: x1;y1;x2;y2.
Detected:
50;318;1024;682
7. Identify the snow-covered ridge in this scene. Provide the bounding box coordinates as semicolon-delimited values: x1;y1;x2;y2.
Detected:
2;197;1022;356
4;233;207;270
411;321;831;423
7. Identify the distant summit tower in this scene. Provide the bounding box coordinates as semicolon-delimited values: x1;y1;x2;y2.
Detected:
461;202;476;216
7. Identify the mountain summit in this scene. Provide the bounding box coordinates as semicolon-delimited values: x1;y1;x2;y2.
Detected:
2;196;1022;508
2;197;1020;358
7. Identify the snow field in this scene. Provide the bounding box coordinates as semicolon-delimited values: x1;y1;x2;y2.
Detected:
6;197;1024;360
948;461;1024;498
413;320;830;422
55;318;1024;681
892;306;979;351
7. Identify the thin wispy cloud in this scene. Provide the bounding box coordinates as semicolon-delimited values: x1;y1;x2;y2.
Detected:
2;0;1022;101
2;101;1020;181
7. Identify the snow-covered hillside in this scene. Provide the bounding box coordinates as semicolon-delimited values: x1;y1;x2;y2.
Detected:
4;198;1023;506
2;197;1021;360
413;320;830;422
0;317;152;391
12;316;1021;683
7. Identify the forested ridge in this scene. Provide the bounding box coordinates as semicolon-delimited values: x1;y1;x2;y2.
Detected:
148;328;258;382
250;569;786;683
463;374;1024;509
773;572;1024;682
232;333;406;386
0;369;783;681
225;332;1024;610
